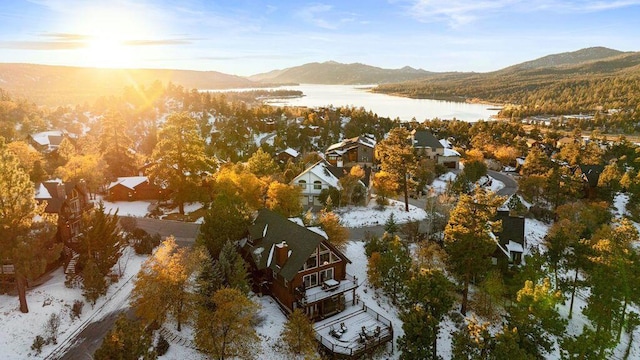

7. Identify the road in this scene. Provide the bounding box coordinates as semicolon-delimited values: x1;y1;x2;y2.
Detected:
54;217;199;360
487;170;518;197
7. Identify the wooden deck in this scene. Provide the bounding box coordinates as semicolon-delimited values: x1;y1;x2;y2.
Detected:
314;303;393;358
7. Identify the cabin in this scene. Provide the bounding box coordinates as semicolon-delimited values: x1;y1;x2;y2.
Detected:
34;180;92;275
325;135;376;168
492;210;526;269
574;164;604;199
240;209;357;320
276;148;300;164
28;130;69;154
106;176;170;201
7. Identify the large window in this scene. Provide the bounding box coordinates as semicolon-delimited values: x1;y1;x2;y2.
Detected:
303;273;318;288
320;268;334;282
305;254;317;270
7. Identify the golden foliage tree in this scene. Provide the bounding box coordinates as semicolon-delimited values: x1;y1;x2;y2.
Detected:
266;181;302;217
195;287;260;360
278;308;319;359
318;210;349;251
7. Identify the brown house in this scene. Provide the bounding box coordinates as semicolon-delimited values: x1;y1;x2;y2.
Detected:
325;135;376;168
34;180;92;274
241;209;358;321
106;176;170;201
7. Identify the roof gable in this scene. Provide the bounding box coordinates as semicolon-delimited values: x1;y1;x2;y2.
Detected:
107;176;150;191
291;160;341;189
412;129;443;149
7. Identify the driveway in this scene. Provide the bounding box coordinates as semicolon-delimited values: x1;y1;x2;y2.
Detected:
121;216;201;247
487;170;518;197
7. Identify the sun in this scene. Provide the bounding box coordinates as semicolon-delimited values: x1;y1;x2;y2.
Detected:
75;7;152;68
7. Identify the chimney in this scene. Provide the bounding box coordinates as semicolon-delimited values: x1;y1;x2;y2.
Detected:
275;241;289;267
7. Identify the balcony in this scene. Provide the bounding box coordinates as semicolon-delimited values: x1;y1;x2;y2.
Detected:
299;273;358;305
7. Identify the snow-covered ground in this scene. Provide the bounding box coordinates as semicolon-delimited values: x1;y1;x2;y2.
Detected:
0;248;147;359
336;198;428;228
103;200;153;217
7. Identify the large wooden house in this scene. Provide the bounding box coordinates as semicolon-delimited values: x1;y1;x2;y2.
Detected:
325;135;376;168
240;209;358;321
106;176;170;201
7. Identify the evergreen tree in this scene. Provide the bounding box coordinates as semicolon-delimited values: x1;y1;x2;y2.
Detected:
368;235;412;303
99;111;137;180
444;186;504;315
0;139;60;313
195;288;260;360
246;147;279;178
198;192;252;259
78;202;123;278
377;127;417;211
398;269;454;360
278;308;319;359
384;213;399;234
82;259;107;305
212;241;250;294
149;112;216;214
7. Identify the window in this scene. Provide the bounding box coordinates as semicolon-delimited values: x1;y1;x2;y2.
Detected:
298;180;306;189
319;252;330;265
305;254;317;270
320;268;334;282
303;273;318;288
313;181;322;190
330;252;341;263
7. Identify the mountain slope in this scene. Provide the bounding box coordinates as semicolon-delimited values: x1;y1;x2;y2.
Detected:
503;46;626;71
0;63;260;105
249;61;435;85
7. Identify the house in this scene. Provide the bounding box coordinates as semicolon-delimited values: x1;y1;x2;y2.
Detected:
28;130;69;153
325;135;376;167
240;209;393;358
34;180;92;274
411;129;444;160
438;139;461;169
492;210;526;268
556;136;576;148
291;160;372;208
276;148;300;164
240;209;358;320
106;176;170;201
574;164;604;198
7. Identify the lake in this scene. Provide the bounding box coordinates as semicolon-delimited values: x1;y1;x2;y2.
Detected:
260;84;500;122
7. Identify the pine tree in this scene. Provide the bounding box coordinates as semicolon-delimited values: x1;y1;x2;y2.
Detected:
99;111;137;180
82;259;107;305
213;241;250;294
0;139;59;313
149;112;216;214
398;269;454;360
368;235;411;303
78;202;123;278
198;192;252;259
444;186;504;315
376;127;417;211
384;213;399;234
246;147;280;178
278;308;319;359
195;288;260;360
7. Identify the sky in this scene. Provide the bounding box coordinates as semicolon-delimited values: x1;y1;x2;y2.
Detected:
0;0;639;76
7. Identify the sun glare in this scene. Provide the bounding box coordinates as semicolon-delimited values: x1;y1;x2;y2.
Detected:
74;7;153;68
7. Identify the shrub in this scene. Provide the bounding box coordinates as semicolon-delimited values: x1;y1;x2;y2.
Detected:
45;313;61;345
71;300;84;320
130;228;161;255
31;335;45;355
155;334;170;356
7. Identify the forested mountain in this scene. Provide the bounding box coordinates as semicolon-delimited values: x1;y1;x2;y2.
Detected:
249;61;435;85
374;48;640;118
0;63;260;105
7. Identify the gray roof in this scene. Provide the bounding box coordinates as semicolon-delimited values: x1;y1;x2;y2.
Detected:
412;129;444;149
245;209;331;281
494;210;525;246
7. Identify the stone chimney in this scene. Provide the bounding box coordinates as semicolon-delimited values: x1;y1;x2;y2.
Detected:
275;241;289;267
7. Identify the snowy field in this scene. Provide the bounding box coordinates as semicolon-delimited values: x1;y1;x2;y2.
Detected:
336;198;428;228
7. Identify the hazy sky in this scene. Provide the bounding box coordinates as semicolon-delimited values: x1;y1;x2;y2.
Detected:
0;0;638;76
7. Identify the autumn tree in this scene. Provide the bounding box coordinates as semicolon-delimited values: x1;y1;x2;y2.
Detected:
444;186;504;315
94;314;156;360
131;237;204;331
149;112;216;214
317;210;349;251
377;127;417;211
372;170;396;205
266;181;302;217
6;140;46;182
278;308;319;359
338;165;366;206
0;139;61;312
213;164;266;210
55;153;105;198
195;288;260;360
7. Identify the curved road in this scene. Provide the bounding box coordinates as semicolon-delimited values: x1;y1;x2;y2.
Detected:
487;170;518;197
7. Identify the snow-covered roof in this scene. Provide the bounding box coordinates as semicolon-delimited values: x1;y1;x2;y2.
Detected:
35;183;52;199
107;176;149;191
507;240;524;253
326;135;376;152
288;217;305;226
31;130;65;146
283;148;299;157
439;139;452;149
307;226;328;239
443;148;460;157
292;160;341;189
